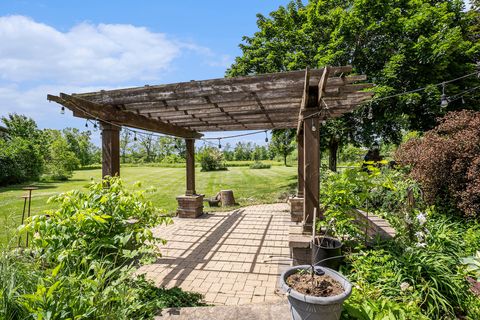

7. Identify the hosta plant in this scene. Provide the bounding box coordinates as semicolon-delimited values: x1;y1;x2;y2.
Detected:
461;251;480;282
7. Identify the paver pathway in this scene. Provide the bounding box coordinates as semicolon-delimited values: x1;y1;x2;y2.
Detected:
137;203;292;306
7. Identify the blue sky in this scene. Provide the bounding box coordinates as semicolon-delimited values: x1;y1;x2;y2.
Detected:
0;0;289;145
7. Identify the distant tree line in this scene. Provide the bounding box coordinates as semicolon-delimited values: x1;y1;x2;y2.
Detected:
0;114;100;186
0;113;299;187
120;129;298;165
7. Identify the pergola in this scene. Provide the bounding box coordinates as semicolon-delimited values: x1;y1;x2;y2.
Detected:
48;66;373;232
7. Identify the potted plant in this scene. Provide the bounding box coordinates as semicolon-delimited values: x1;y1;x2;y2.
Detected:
312;218;344;271
312;236;343;271
279;265;352;320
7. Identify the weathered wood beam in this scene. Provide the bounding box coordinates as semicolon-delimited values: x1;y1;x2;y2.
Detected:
296;67;311;133
303;87;320;232
100;122;120;178
297;131;305;198
73;67;350;103
318;66;331;105
47;93;202;139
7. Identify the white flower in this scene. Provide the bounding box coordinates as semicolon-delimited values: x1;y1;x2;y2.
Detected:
405;215;413;224
414;231;425;240
416;212;427;226
416;242;427;248
400;282;410;291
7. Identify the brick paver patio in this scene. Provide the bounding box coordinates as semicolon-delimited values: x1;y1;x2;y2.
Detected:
137;203;292;306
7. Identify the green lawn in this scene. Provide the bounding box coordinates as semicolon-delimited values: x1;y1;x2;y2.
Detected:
0;165;297;245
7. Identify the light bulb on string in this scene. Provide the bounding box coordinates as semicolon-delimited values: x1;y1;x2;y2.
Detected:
218;138;222;149
312;123;317;132
367;106;373;120
321;116;327;125
85;120;88;128
264;130;269;143
60;106;65;115
440;82;448;109
133;131;137;141
461;97;465;104
93;122;98;130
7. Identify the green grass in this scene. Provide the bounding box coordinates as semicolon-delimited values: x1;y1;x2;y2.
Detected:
0;165;297;245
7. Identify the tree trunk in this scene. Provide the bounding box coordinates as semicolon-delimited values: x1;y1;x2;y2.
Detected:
328;138;339;172
284;154;287;166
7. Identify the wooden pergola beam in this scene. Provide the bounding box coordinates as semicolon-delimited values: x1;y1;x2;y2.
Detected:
47;93;203;139
100;122;120;178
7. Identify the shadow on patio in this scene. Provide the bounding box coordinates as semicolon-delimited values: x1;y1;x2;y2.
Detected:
137;203;292;306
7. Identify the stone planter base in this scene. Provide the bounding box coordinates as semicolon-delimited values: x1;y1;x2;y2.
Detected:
176;194;204;218
288;197;304;222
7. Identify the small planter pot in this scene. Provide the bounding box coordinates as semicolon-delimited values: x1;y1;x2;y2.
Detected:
280;265;352;320
312;236;343;271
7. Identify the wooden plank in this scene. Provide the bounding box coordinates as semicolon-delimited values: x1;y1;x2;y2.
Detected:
296;67;311;133
47;93;202;139
303;87;320;231
297;132;305;198
73;67;359;106
318;66;331;105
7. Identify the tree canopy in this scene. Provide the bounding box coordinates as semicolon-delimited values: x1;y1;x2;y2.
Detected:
227;0;480;150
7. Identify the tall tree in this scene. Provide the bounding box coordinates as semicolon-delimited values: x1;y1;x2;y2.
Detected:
120;129;132;163
62;128;95;167
139;133;156;162
270;129;296;165
227;0;480;170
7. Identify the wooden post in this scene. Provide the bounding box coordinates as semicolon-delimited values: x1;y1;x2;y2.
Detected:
303;90;320;232
101;122;120;178
185;138;196;195
297;131;305;198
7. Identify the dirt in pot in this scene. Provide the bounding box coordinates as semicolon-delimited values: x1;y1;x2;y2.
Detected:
286;271;344;297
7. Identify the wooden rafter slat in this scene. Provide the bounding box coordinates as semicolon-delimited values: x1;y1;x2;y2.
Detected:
47;93;202;139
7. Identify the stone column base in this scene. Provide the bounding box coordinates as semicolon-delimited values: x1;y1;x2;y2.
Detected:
288;226;312;266
176;194;204;218
288;197;304;222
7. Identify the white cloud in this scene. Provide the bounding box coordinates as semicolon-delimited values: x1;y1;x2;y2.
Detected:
0;15;193;85
0;15;234;131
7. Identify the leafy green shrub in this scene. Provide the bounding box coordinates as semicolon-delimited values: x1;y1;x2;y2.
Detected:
0;137;43;186
338;144;366;163
249;161;271;169
345;245;470;318
21;177;171;268
197;147;227;172
396;110;480;218
2;178;205;319
343;289;427;320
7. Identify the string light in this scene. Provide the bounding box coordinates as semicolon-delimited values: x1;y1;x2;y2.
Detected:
303;71;480;121
440;82;449;109
312;123;317;132
55;70;480;145
85;120;88;128
367;106;373;120
93;122;98;130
